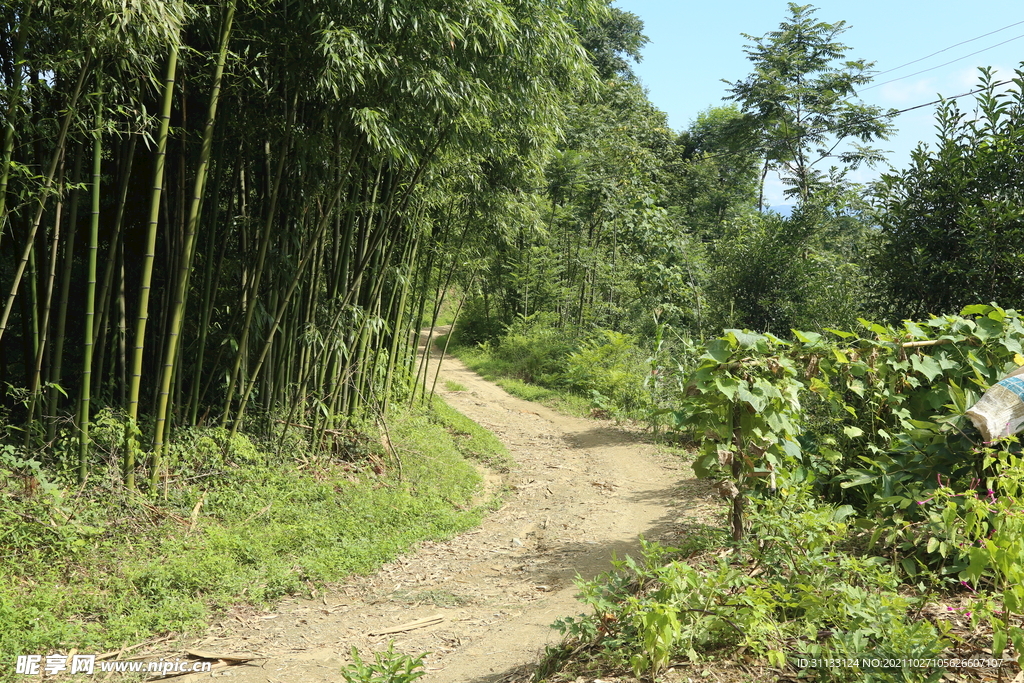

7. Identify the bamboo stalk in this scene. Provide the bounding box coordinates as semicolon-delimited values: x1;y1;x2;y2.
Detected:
78;78;103;482
126;45;178;489
0;55;91;343
46;144;84;443
151;0;237;493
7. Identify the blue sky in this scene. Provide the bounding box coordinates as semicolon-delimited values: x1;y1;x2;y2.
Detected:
613;1;1024;205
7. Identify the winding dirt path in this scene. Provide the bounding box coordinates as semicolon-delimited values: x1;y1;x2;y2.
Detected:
176;346;718;683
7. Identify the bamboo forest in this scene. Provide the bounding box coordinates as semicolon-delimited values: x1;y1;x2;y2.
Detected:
4;0;1024;681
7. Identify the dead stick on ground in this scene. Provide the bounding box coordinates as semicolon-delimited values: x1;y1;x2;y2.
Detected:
184;650;264;662
96;635;172;661
368;615;444;636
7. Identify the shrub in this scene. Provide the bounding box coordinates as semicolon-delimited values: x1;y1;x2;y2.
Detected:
492;312;577;386
547;490;950;682
561;330;650;415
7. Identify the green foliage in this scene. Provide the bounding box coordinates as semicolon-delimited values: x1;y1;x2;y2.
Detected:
871;67;1024;321
448;296;504;347
910;445;1024;663
677;329;803;480
548;493;948;681
562;331;650;415
451;316;662;420
0;402;493;672
665;105;760;241
340;644;428;683
489;313;577;386
575;5;648;80
675;304;1024;511
705;207;871;334
726;2;894;205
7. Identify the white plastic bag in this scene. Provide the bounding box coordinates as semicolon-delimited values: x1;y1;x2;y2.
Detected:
966;365;1024;442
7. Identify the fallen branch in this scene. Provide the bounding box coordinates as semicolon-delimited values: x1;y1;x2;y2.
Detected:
368;614;444;636
184;649;264;662
96;635;173;661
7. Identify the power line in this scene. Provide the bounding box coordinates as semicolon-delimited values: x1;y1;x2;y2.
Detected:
862;33;1024;91
873;18;1024;78
886;79;1012;116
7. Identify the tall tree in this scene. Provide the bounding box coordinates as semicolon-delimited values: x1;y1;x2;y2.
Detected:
664;105;760;241
725;2;894;207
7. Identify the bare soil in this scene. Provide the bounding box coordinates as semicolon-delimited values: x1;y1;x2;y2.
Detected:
167;344;721;683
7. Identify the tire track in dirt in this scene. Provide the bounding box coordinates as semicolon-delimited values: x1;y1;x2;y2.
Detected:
175;343;719;683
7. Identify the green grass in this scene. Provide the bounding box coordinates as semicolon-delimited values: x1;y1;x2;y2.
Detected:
0;402;502;678
448;344;593;418
494;378;592;417
428;397;513;471
443;380;467;392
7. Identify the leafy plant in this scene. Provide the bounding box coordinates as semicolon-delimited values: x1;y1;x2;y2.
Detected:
549;496;950;682
340;644;428;683
674;328;804;539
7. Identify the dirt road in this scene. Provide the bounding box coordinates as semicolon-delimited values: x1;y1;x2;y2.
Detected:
178;347;718;683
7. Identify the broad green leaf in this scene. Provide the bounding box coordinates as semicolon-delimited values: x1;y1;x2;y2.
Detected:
858;318;889;336
832;347;849;364
704;339;732;363
714;376;739;400
993;625;1007;659
961;547;989;586
692;453;718;479
832;505;855;522
1001;337;1023;354
946;378;962;411
792;329;822;344
843;425;864;438
841;471;878;488
961;304;993;316
905;321;926;338
974;316;1002;341
725;328;764;350
910;354;942;381
737;384;766;412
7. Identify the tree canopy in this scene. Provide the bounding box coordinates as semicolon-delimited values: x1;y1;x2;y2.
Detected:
725;2;894;207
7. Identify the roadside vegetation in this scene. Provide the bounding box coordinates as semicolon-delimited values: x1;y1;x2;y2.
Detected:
0;397;507;668
4;0;1024;680
436;3;1024;680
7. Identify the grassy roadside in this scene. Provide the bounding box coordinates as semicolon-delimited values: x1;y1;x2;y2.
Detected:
0;399;509;677
441;337;594;418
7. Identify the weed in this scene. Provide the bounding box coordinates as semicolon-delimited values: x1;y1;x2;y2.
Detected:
443;380;467;392
427;397;513;472
543;490;951;682
341;643;428;683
